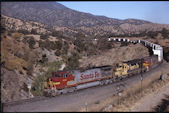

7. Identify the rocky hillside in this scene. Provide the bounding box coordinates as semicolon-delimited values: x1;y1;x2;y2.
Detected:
79;43;149;68
2;2;169;37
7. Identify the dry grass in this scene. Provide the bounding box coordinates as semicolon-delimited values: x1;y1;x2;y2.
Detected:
5;56;28;74
102;77;169;112
1;32;37;75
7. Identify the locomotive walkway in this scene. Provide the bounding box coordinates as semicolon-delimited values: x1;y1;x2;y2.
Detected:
3;61;169;112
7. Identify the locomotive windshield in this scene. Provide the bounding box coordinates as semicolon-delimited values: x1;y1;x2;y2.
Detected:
52;72;61;77
52;72;70;77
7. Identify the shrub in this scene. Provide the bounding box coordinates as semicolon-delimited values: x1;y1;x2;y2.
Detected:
40;34;49;40
39;54;48;64
31;29;38;34
61;41;69;55
51;30;60;37
55;50;61;56
27;38;36;49
64;52;80;70
38;40;50;50
73;38;85;53
31;73;46;96
31;61;62;96
18;29;30;34
38;39;63;51
161;28;169;39
55;40;62;50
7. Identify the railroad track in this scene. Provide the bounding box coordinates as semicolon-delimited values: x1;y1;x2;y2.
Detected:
2;96;48;108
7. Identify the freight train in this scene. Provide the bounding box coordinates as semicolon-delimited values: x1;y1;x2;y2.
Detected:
44;55;161;96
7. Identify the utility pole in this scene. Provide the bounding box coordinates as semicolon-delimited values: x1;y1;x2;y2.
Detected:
85;102;88;111
116;86;122;107
140;58;143;97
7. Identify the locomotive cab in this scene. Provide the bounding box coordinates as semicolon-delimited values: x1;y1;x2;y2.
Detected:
47;71;75;90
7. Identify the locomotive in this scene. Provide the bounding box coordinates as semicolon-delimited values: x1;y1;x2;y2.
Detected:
44;55;161;96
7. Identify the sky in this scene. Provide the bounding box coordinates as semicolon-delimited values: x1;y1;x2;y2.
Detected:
58;1;169;24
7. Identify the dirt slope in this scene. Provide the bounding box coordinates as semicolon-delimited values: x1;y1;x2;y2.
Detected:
79;43;149;68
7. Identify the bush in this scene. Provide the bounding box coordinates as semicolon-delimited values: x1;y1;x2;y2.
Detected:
39;54;48;64
38;40;49;50
38;39;63;51
31;61;62;96
27;38;36;49
31;29;38;34
64;52;80;70
31;73;46;96
61;41;69;55
73;38;85;53
51;30;60;37
40;34;49;40
161;28;169;39
55;50;61;56
18;29;30;34
55;40;62;50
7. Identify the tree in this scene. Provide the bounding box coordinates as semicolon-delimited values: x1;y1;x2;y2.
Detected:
31;29;38;34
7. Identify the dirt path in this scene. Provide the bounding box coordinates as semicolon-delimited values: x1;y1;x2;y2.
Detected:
131;81;169;111
102;76;169;112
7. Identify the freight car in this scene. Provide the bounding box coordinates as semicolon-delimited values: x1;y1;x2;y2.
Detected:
44;55;161;96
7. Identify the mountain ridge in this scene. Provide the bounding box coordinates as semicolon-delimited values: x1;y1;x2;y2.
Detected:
1;2;156;27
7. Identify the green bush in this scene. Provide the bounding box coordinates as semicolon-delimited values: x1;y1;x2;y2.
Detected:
31;73;46;96
31;61;62;96
64;52;80;70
